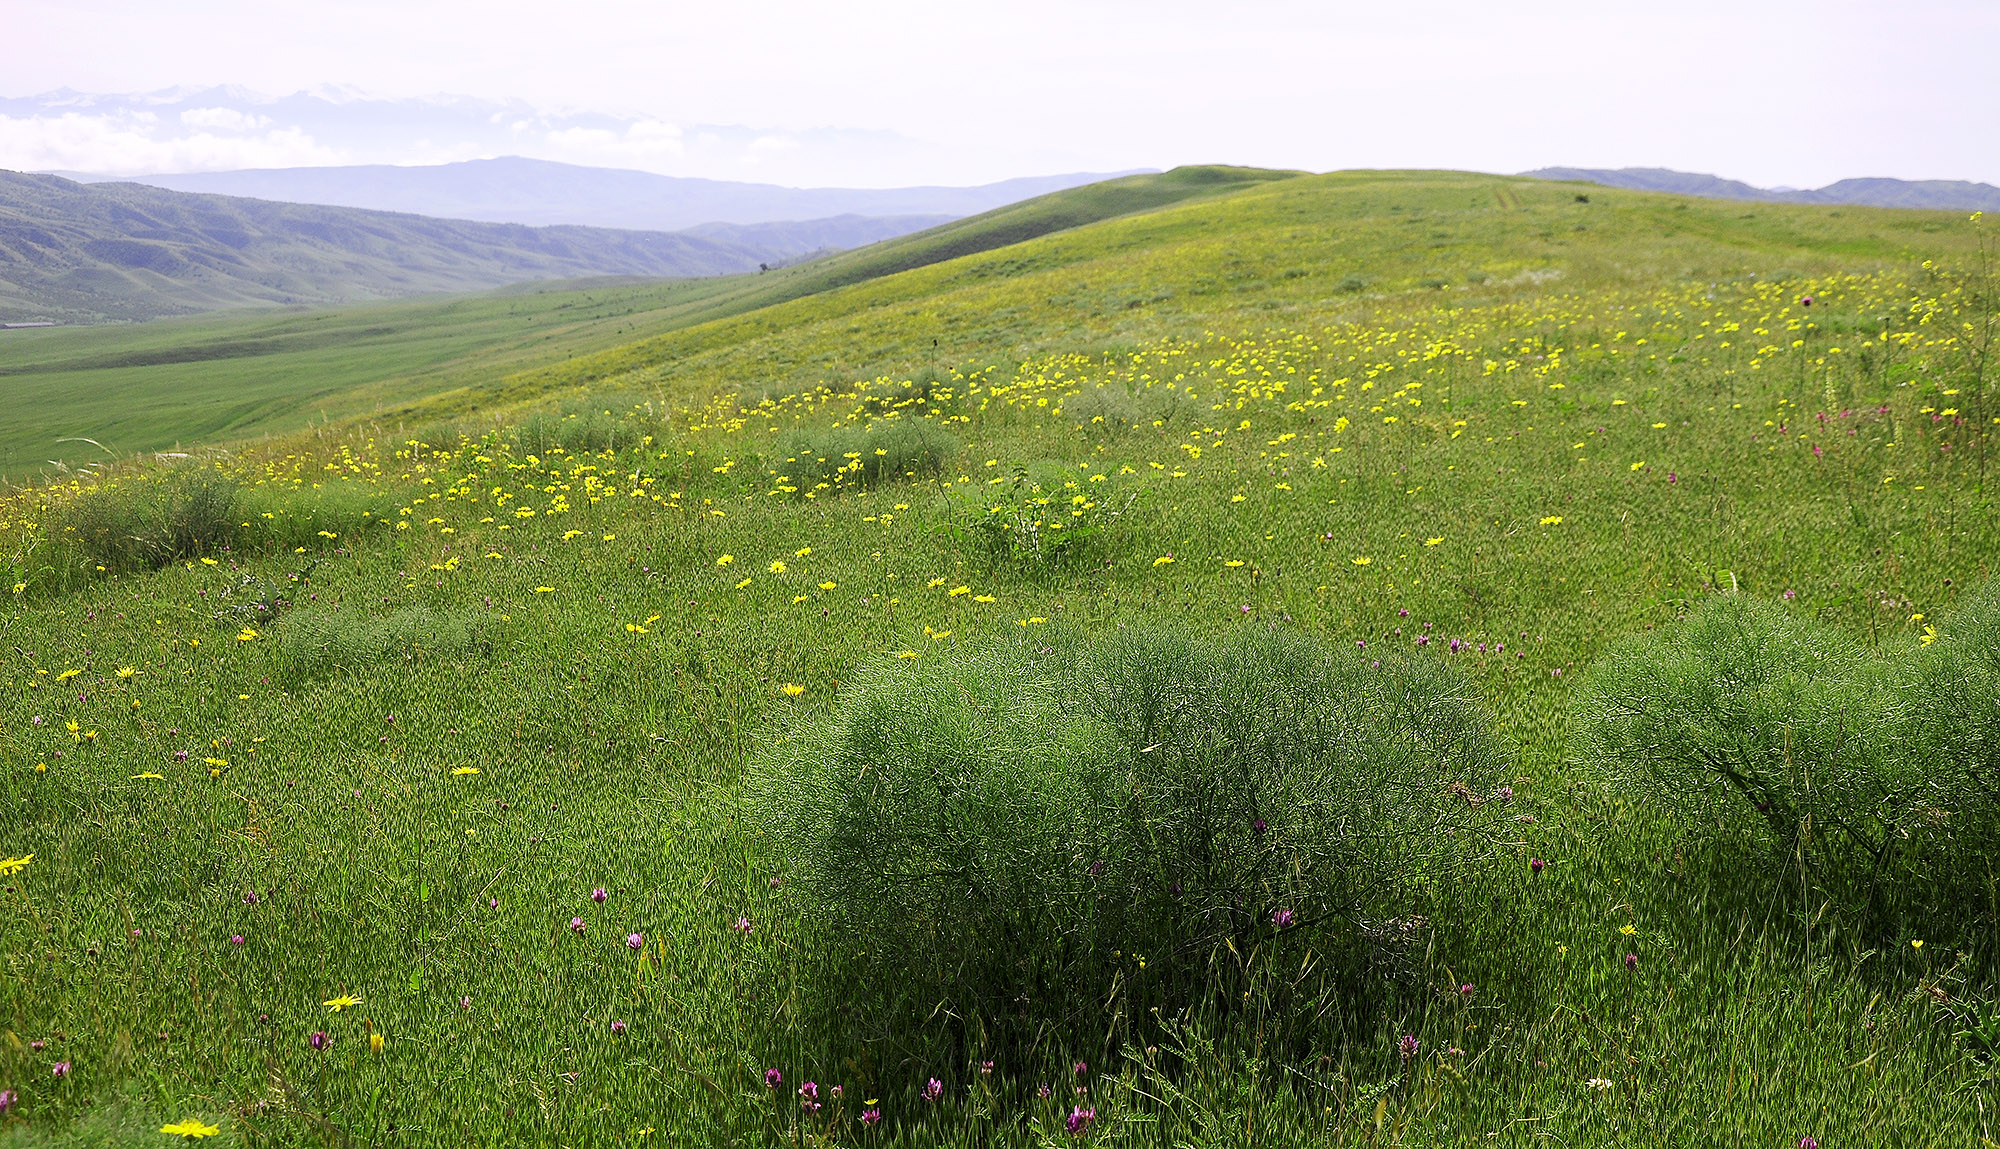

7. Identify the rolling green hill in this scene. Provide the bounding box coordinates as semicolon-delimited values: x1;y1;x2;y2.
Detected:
10;165;1980;483
0;166;1298;478
3;171;1996;1143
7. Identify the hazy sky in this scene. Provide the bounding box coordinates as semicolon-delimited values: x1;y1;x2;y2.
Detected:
4;0;1997;188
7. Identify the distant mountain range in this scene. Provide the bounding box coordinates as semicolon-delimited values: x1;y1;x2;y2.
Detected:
1524;167;2000;212
68;158;1143;233
0;170;934;323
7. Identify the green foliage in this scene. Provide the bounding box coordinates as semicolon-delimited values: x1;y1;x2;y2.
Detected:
1580;588;2000;932
49;468;239;573
951;465;1133;573
750;628;1507;1058
773;418;957;496
271;605;487;686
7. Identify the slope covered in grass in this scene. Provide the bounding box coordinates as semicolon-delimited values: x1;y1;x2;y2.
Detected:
1;170;1996;1146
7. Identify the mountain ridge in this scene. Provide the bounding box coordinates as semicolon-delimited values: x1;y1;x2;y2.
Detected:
1524;166;2000;211
66;157;1150;233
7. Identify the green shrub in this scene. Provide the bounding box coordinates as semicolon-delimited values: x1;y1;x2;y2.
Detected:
949;464;1133;573
750;627;1507;1058
772;419;957;497
272;605;487;686
52;468;239;572
1579;589;2000;931
509;397;663;458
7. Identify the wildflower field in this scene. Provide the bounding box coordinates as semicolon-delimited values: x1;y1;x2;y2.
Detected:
3;170;1999;1145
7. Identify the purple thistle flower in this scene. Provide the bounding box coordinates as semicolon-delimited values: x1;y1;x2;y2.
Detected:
308;1032;328;1051
861;1107;882;1126
51;1061;71;1079
591;887;607;903
922;1077;943;1101
627;932;644;950
610;1019;626;1035
764;1067;782;1089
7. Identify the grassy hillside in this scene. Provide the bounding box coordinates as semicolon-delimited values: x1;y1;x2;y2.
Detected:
0;276;761;480
0;167;1300;480
0;171;782;324
1;170;1996;1146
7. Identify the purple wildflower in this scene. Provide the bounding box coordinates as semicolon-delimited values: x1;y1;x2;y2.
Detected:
1271;908;1294;928
764;1068;782;1089
1624;952;1639;972
242;889;260;905
1038;1083;1053;1099
309;1032;328;1051
1074;1061;1088;1076
732;916;753;934
460;996;472;1010
0;1089;13;1113
1800;1139;1819;1149
923;1077;943;1101
861;1107;882;1126
1252;818;1267;834
231;934;245;946
610;1019;626;1035
51;1061;70;1079
627;932;644;950
1066;1106;1097;1135
980;1060;994;1075
1398;1034;1418;1061
1530;857;1545;875
1459;983;1475;998
799;1081;820;1114
569;916;585;935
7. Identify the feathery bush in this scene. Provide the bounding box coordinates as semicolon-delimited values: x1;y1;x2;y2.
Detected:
750;626;1509;1057
52;468;239;572
1579;587;2000;932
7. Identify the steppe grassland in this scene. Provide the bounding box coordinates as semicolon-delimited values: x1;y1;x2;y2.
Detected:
1;174;1997;1145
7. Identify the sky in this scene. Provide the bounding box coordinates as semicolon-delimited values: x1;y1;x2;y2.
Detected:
3;0;1996;189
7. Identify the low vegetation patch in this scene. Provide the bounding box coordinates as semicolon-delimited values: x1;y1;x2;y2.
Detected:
751;628;1510;1068
1580;582;2000;937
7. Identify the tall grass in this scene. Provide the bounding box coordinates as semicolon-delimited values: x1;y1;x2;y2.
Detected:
751;628;1510;1077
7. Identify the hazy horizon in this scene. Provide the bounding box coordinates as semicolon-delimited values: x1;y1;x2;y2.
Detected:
4;1;1998;190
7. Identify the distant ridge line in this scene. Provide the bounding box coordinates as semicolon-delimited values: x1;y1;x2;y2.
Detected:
1523;167;2000;213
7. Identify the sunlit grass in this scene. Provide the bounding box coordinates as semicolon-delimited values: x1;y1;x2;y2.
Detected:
1;176;1996;1144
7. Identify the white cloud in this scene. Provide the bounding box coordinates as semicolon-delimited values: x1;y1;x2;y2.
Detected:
0;111;344;174
179;106;270;132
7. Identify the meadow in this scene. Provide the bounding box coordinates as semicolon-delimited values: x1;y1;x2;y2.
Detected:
1;170;1997;1146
